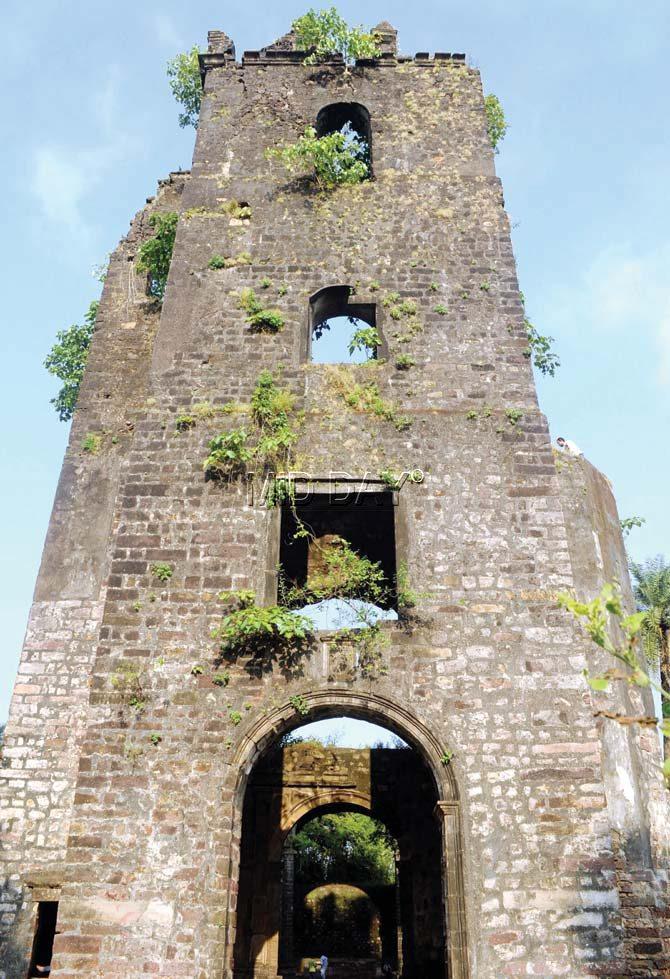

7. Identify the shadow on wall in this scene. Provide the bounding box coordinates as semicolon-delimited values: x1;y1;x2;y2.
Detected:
0;935;29;979
566;830;669;974
298;883;382;959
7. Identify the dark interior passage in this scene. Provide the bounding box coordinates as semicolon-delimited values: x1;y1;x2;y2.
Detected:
232;728;446;979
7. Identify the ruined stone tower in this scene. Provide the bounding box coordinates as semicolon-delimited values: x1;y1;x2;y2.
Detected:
2;22;669;979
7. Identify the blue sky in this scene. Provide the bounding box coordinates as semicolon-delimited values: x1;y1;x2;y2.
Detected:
1;0;669;722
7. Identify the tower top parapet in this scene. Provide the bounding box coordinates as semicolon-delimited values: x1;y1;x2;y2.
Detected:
200;21;465;71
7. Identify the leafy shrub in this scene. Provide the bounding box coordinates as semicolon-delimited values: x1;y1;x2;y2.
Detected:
292;8;381;64
151;562;173;582
524;316;560;377
266;126;369;191
44;300;98;421
215;601;313;656
238;288;285;333
136;211;178;300
394;354;415;370
204;429;254;477
282;536;387;609
82;433;102;454
204;371;300;479
208;252;252;270
290;694;310;716
167;47;202;129
484;94;507;152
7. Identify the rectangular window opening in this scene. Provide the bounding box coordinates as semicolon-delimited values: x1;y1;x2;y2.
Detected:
279;492;398;629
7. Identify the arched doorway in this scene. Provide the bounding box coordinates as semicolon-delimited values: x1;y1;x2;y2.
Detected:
226;693;468;979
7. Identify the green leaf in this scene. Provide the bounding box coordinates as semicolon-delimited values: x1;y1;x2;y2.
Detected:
622;611;646;635
584;671;610;692
167;47;202;129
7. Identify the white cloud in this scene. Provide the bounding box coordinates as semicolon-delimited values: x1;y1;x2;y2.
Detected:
31;70;127;240
151;13;186;52
551;244;670;387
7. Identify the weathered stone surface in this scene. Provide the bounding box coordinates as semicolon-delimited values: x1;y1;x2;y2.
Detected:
1;21;668;979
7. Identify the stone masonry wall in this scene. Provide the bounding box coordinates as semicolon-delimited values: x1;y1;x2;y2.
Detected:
0;173;189;977
1;24;668;979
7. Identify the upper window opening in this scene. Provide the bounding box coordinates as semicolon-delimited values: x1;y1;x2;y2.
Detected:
310;285;378;364
316;102;372;179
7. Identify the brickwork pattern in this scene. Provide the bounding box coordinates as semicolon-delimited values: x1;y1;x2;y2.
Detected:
1;25;668;979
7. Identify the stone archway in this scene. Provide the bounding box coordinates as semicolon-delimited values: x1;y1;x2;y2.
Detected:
222;691;469;979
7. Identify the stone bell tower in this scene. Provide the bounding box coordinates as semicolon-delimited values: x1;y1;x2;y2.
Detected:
1;21;669;979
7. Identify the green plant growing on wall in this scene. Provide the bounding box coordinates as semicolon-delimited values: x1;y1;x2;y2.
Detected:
136;211;178;300
151;562;173;582
204;371;300;479
208;252;252;270
378;468;400;489
238;288;285;333
348;326;380;358
558;582;670;782
282;537;387;608
484;94;507;152
212;671;230;687
204;429;254;477
111;661;146;712
433;304;448;315
222;199;252;221
505;408;523;426
82;433;102;454
44;300;99;421
215;592;314;662
325;366;410;431
251;369;300;470
266;127;369;191
289;694;310;716
394;354;415;371
292;7;381;65
523;317;560;377
395;561;424;610
167;47;202;128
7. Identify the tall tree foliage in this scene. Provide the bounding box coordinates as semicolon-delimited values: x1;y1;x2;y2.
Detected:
630;556;670;759
167;47;202;129
294;813;396;888
44;300;99;421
